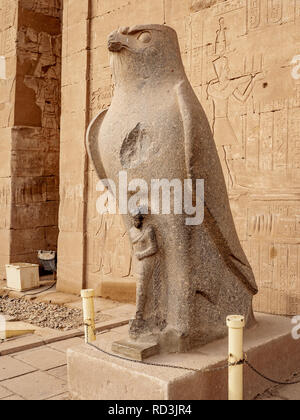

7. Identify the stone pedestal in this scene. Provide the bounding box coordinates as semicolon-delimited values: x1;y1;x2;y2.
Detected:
67;313;300;400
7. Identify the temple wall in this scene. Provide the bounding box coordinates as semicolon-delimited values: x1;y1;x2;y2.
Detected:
0;0;61;275
57;0;300;315
0;0;18;276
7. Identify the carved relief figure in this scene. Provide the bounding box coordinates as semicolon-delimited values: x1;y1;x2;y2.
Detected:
38;67;60;130
32;0;61;16
267;0;282;24
207;18;263;186
208;57;260;148
25;67;60;131
189;0;300;320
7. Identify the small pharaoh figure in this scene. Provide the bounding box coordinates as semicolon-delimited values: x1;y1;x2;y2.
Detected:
207;56;263;187
129;211;158;334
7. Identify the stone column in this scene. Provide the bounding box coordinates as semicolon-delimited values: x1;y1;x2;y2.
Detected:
0;0;18;277
56;0;90;294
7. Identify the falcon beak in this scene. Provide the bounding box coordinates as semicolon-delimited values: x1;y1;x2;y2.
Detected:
107;31;128;53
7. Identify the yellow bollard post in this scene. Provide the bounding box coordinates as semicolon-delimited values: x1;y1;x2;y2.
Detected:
81;289;96;343
226;315;245;401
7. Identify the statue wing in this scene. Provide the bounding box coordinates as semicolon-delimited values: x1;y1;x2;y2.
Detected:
176;79;258;294
86;109;108;180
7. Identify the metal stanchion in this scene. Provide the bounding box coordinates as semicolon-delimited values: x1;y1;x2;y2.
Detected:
81;289;96;344
227;315;245;401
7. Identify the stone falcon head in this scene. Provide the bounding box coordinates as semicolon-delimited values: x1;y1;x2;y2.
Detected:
107;25;184;83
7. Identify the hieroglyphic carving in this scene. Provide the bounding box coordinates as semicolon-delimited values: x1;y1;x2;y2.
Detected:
18;25;61;133
91;85;113;114
191;0;300;315
247;0;261;29
245;200;300;304
77;0;300;315
247;0;298;31
213;0;244;16
206;15;263;186
267;0;282;24
59;183;84;232
289;108;300;171
191;0;224;12
100;214;132;278
0;0;17;58
297;1;300;20
248;203;300;243
0;180;11;229
1;28;16;56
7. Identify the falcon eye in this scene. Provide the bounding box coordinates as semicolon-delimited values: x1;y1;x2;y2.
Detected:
137;31;152;44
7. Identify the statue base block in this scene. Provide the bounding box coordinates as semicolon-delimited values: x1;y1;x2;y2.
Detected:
67;313;300;400
111;339;159;361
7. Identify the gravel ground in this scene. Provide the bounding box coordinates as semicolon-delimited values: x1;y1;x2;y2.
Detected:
0;296;110;331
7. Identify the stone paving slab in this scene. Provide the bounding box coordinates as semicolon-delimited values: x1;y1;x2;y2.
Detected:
47;365;68;381
13;347;67;371
47;337;84;353
1;371;68;400
42;329;82;344
0;356;36;381
1;394;25;400
0;334;45;356
47;392;70;400
0;384;13;399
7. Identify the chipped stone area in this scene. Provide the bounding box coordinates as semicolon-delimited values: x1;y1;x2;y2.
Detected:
0;296;110;331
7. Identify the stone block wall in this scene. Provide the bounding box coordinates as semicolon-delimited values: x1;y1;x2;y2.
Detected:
0;0;61;275
58;0;300;315
0;0;18;276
